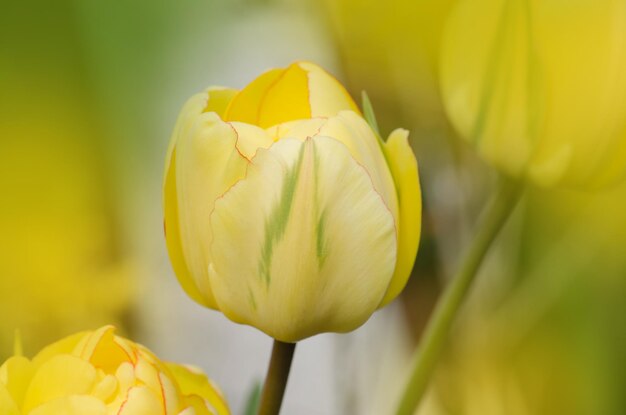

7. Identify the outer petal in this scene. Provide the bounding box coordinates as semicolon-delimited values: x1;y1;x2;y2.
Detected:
265;112;399;224
164;111;255;308
0;356;33;409
0;382;20;415
208;137;397;342
22;355;97;413
378;129;421;307
166;363;230;415
28;395;106;415
224;62;359;128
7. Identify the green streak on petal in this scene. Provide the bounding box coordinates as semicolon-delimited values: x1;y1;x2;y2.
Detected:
248;287;257;311
316;209;328;268
258;144;306;286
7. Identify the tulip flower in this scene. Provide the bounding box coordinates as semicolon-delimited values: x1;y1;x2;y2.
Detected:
164;62;421;342
441;0;626;188
0;326;229;415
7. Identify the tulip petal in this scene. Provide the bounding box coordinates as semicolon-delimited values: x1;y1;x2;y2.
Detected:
224;62;359;128
203;88;238;117
74;326;135;372
209;136;397;342
0;381;20;415
116;386;162;415
164;88;243;308
378;129;421;307
0;356;33;409
167;363;229;415
165;112;252;308
300;62;360;119
28;395;106;415
32;332;86;368
317;112;399;221
23;355;97;413
265;112;398;223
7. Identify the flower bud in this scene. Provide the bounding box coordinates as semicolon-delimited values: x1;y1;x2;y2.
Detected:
0;326;229;415
441;0;626;188
164;62;421;342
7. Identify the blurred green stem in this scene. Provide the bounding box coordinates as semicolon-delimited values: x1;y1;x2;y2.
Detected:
258;340;296;415
395;177;522;415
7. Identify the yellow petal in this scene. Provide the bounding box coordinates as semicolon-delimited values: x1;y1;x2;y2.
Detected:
209;137;397;342
202;88;238;117
378;129;421;307
116;386;163;415
164;113;251;308
300;62;361;119
31;332;86;368
0;382;20;415
224;62;359;128
23;354;97;413
0;355;34;409
135;359;177;414
73;326;135;373
222;68;286;127
28;395;106;415
167;363;230;415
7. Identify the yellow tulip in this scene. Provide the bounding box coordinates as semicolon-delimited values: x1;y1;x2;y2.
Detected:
164;62;421;342
441;0;626;188
0;326;229;415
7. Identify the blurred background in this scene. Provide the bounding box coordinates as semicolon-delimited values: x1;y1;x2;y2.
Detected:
1;0;624;414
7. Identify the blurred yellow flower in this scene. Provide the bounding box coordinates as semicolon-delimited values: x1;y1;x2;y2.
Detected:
164;62;421;342
0;87;134;356
441;0;626;188
0;326;229;415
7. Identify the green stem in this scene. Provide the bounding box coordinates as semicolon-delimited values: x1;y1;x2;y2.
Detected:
257;340;297;415
395;177;522;415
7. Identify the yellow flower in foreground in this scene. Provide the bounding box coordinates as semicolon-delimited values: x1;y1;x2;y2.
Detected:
441;0;626;188
164;61;421;342
0;326;229;415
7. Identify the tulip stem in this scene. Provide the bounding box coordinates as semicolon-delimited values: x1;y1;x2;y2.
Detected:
258;340;297;415
395;177;522;415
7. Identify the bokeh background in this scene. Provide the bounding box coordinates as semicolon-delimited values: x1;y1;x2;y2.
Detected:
1;0;624;414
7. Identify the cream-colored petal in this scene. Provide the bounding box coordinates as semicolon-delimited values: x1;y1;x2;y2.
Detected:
227;122;274;159
164;148;213;307
165;113;250;308
28;395;106;415
209;136;397;342
265;113;398;223
165;88;238;177
317;111;398;222
378;129;421;307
